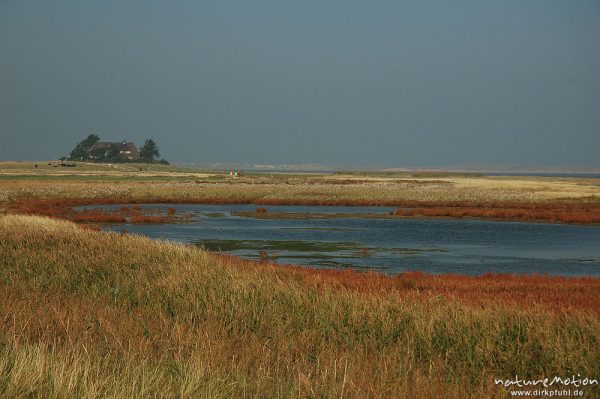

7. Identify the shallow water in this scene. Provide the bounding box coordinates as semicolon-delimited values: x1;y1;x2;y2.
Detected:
81;204;600;276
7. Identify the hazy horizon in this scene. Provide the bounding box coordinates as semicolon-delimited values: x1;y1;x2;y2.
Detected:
1;1;599;167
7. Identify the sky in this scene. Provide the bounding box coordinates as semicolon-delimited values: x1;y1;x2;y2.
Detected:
1;1;599;168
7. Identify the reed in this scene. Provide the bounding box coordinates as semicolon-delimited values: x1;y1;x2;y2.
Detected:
1;215;599;398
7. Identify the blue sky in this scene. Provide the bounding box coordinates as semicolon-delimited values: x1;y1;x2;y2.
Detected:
1;0;599;167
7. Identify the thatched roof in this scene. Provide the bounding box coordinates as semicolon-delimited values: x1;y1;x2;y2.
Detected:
88;141;139;158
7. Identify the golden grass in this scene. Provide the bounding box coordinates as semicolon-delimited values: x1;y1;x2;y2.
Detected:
1;215;599;398
1;168;599;207
2;169;600;225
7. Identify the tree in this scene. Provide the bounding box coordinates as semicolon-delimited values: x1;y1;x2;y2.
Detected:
139;139;160;162
68;134;100;161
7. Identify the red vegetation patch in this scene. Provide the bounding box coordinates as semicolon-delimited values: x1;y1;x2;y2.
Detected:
308;270;600;313
129;215;171;224
72;211;126;224
7;197;600;225
8;199;181;225
394;200;600;224
214;254;600;313
8;199;70;219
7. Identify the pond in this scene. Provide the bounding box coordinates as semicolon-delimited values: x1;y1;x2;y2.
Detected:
81;204;600;276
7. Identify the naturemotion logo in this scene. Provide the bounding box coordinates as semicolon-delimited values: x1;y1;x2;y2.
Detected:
494;375;598;397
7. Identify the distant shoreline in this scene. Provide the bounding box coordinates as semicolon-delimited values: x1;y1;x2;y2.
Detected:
482;171;600;179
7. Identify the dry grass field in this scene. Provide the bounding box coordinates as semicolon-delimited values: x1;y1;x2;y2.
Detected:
1;215;599;398
1;163;600;398
1;161;600;224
